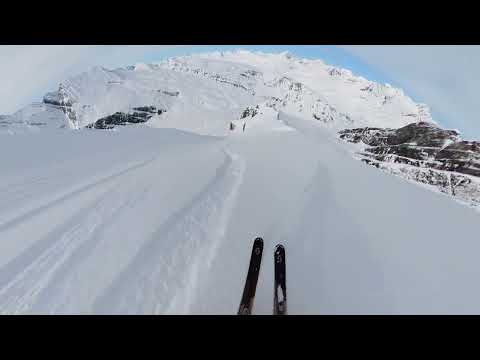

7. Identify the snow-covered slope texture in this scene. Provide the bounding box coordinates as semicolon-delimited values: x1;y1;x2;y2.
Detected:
1;50;433;135
0;102;67;135
2;116;480;314
3;50;480;314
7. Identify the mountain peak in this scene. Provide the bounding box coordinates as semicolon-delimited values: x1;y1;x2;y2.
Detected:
3;49;436;134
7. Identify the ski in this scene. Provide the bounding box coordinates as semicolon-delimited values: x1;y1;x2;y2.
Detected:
273;244;287;315
238;237;264;315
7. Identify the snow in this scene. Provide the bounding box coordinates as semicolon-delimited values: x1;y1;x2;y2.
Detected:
2;49;433;134
0;115;479;314
0;50;478;314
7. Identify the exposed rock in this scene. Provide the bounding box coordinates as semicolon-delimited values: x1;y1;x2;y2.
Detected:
87;106;165;130
264;97;283;111
339;121;480;207
240;70;259;78
267;77;306;94
210;73;250;91
43;84;78;128
339;122;459;148
87;112;147;130
165;62;254;94
328;68;342;76
434;141;480;177
0;117;11;127
312;100;353;125
240;105;259;119
0;115;10;124
160;90;180;97
132;106;157;114
43;91;73;107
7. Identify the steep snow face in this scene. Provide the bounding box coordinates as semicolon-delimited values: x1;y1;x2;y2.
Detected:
56;65;254;134
1;50;433;135
158;51;432;130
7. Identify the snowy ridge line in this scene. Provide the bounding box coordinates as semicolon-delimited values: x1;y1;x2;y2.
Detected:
0;183;149;314
3;50;433;132
92;149;245;314
0;155;158;232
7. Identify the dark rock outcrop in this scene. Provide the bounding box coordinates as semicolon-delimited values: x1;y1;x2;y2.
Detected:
434;141;480;177
338;121;480;207
43;85;77;127
132;106;157;114
240;105;259;119
0;115;11;127
339;122;460;147
87;106;166;129
171;64;254;94
87;112;148;129
240;70;259;78
338;122;480;175
43;91;73;107
312;100;353;125
328;68;344;77
160;90;180;97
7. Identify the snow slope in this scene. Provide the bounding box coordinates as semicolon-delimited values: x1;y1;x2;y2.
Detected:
1;115;480;314
1;50;479;314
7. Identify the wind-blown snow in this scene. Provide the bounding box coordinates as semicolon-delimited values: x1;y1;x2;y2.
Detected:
0;51;477;314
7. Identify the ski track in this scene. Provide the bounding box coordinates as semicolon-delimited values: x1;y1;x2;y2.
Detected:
92;149;245;314
3;51;480;314
0;138;233;314
0;188;147;314
0;158;160;314
0;156;158;232
2;112;480;314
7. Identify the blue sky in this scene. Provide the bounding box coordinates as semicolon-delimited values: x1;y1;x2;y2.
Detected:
0;45;478;138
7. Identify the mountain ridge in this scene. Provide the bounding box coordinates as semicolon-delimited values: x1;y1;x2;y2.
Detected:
1;50;433;134
3;50;477;209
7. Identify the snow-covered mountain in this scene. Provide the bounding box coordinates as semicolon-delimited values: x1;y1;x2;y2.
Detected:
1;50;432;135
2;50;468;208
2;50;480;314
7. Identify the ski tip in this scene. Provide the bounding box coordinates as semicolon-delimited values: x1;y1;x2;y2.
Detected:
274;244;285;257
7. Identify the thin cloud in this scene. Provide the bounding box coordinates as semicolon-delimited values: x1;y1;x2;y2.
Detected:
340;45;480;139
0;45;182;114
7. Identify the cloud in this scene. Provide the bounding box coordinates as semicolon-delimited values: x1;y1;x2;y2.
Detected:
0;45;183;115
340;45;480;139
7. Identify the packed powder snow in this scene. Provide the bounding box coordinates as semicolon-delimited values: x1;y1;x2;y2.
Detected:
0;51;478;314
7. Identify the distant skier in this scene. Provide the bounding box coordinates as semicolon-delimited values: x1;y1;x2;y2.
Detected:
243;122;246;132
230;122;235;131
